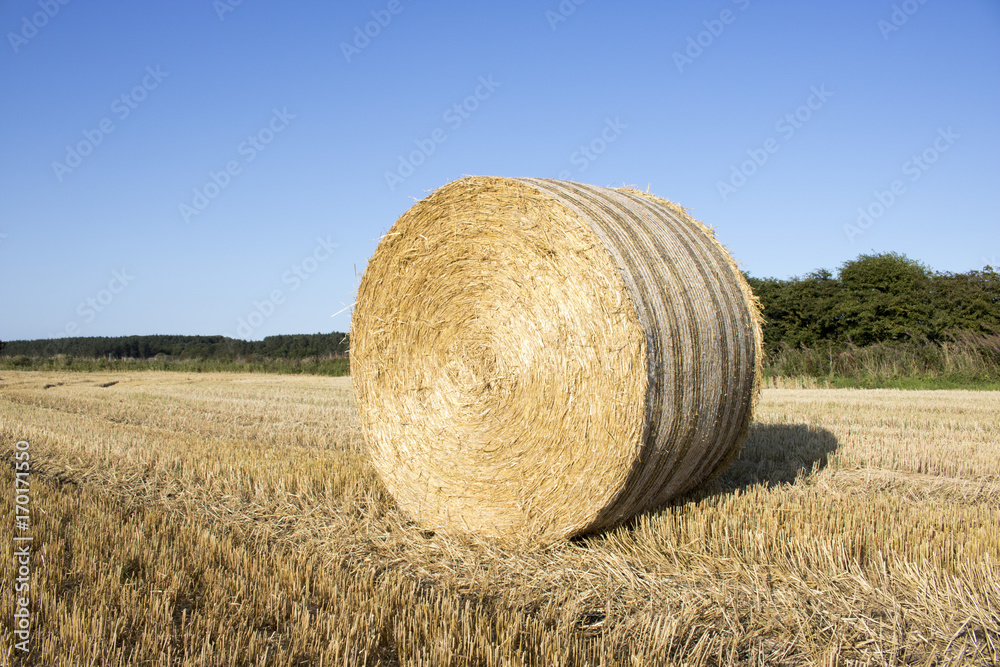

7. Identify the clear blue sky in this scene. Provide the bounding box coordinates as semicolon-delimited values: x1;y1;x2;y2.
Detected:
2;0;998;341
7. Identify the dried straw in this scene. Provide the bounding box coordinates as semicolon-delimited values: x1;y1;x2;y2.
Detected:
351;176;762;540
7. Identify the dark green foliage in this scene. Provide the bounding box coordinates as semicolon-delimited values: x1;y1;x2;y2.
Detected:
0;333;351;377
746;253;1000;355
748;269;840;353
746;253;1000;386
0;355;350;376
1;333;349;360
835;253;933;346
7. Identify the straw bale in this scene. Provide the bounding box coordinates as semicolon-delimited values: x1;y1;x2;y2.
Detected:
351;176;762;539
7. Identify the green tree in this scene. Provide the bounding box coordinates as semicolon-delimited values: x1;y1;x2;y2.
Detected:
834;252;932;346
928;267;1000;337
748;269;840;355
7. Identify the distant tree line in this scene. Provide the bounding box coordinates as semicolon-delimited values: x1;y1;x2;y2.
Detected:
746;252;1000;355
1;333;349;360
3;253;998;384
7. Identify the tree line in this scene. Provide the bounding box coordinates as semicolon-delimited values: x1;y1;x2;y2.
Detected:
745;252;1000;355
3;253;998;383
1;333;349;360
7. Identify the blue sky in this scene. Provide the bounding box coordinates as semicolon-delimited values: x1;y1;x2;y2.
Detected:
1;0;998;341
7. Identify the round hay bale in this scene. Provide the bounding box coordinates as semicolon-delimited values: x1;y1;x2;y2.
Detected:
351;176;762;540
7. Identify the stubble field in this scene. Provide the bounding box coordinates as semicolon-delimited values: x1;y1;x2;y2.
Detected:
1;371;998;666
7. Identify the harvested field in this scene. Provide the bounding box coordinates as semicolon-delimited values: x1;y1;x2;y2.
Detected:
1;371;998;666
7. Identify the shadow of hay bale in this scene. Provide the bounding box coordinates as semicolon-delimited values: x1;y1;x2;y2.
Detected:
709;424;838;491
714;423;839;491
594;424;839;540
